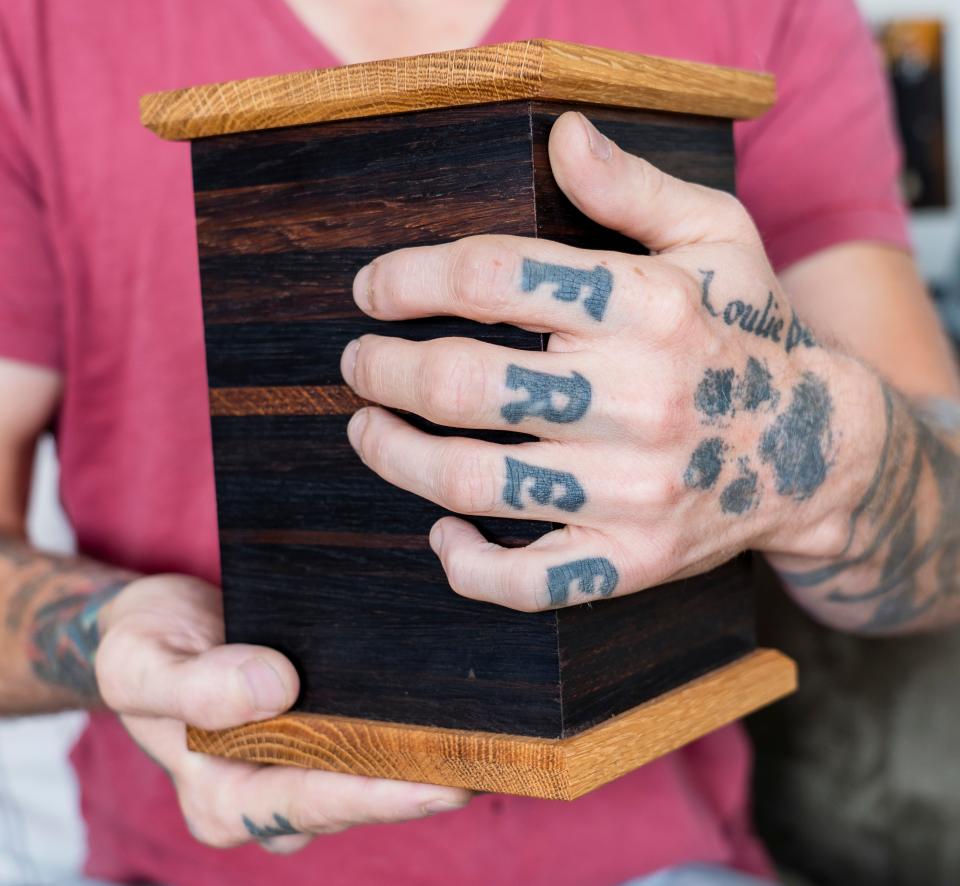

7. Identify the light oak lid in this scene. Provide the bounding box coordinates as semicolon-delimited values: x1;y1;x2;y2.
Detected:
140;39;775;141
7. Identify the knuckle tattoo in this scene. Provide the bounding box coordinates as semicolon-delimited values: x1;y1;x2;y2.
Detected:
545;557;619;606
502;457;586;513
520;257;613;321
501;364;592;425
242;812;302;841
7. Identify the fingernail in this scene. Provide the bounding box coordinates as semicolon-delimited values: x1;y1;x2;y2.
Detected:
578;112;612;161
342;338;360;386
353;263;373;312
347;409;370;450
240;657;289;714
422;798;467;816
429;523;445;554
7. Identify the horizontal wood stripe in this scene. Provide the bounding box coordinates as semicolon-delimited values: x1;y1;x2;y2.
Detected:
141;40;775;140
187;649;797;799
210;385;367;416
219;529;532;548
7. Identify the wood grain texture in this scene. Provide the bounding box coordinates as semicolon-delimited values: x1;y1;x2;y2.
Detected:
142;39;775;140
187;649;797;799
194;100;772;740
210;385;368;416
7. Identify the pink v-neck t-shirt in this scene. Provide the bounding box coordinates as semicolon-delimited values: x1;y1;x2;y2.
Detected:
0;1;908;884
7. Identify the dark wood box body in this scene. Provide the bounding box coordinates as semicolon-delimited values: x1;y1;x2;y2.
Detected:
193;99;755;740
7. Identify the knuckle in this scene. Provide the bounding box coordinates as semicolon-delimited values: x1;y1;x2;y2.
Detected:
644;473;683;510
645;385;690;445
435;449;497;515
712;189;757;240
713;188;747;219
420;347;485;424
504;581;545;613
443;547;488;600
449;237;513;315
491;563;543;612
638;534;679;586
178;792;240;849
653;278;698;342
443;547;541;611
177;675;241;729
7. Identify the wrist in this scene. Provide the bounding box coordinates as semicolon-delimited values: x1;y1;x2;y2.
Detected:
759;347;888;567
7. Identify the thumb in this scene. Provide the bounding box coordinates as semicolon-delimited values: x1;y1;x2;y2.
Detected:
98;630;300;730
547;110;755;253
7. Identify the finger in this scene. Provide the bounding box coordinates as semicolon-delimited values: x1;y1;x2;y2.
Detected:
347;406;594;522
180;757;472;849
97;632;300;729
353;233;636;332
547;111;758;253
341;334;596;437
428;517;627;612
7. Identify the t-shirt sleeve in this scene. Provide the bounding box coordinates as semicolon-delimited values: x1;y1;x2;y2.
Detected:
0;11;63;371
735;0;911;273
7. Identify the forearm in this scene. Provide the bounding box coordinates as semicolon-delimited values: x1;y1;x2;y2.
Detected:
769;374;960;635
0;532;137;712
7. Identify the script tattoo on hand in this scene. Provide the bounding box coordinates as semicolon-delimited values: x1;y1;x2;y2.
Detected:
521;258;612;321
501;364;592;425
503;457;585;512
781;387;960;633
699;269;817;353
547;557;619;606
242;813;301;841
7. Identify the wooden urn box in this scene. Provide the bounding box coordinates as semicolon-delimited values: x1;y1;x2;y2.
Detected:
141;40;796;800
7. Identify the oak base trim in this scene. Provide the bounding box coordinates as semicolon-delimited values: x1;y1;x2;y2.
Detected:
187;648;796;800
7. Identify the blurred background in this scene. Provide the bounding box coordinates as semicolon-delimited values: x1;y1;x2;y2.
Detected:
860;0;960;345
1;1;958;884
749;9;960;886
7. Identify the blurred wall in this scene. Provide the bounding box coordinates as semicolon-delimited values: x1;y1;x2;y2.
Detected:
857;0;960;285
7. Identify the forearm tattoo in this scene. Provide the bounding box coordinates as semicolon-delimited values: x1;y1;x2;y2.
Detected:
501;364;592;425
0;535;133;703
503;457;585;513
28;583;126;697
521;258;613;321
781;388;960;633
242;813;301;841
547;557;619;606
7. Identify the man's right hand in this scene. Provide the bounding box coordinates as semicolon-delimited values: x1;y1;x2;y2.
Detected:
95;574;473;853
